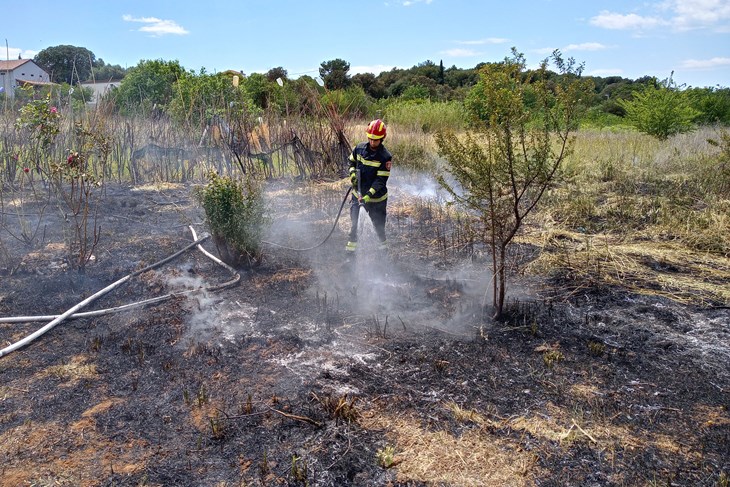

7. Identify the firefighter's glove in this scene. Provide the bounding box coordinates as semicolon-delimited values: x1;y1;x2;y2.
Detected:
349;173;357;188
362;194;371;204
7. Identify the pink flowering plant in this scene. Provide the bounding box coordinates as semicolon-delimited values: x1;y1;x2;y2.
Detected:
49;148;101;270
15;94;61;149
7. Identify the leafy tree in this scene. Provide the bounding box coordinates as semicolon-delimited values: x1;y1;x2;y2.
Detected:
265;67;288;83
619;75;701;139
352;72;386;99
288;75;323;116
58;83;95;110
34;45;96;84
319;59;351;90
444;65;479;89
169;69;242;123
113;59;186;113
243;73;272;110
687;87;730;125
401;85;430;101
436;49;593;319
320;86;370;118
91;59;127;82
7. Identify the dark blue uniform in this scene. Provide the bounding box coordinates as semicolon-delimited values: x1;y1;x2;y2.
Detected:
346;141;392;251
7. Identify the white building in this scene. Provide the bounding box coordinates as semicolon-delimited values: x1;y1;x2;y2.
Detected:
80;81;119;104
0;59;52;98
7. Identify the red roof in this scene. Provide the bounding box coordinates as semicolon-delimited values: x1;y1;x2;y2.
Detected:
0;59;34;71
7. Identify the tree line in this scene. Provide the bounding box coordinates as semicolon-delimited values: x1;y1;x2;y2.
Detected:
3;44;729;134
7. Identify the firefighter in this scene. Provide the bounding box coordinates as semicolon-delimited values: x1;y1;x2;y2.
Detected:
346;119;392;254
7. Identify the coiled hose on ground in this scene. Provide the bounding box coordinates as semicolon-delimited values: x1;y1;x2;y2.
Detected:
0;227;239;358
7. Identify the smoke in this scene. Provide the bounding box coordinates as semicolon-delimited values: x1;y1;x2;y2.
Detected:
164;269;259;345
178;174;493;350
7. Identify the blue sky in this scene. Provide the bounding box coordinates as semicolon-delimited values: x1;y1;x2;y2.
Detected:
3;0;729;88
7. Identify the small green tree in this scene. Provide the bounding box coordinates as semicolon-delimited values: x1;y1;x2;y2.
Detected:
319;59;351;90
687;86;730;126
196;172;269;268
436;48;593;319
169;69;243;124
618;75;701;139
113;59;186;113
91;59;127;82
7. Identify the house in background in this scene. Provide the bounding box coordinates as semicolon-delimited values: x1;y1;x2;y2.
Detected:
0;58;52;98
80;80;119;104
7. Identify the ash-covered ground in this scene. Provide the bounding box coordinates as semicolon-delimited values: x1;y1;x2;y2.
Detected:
0;180;728;486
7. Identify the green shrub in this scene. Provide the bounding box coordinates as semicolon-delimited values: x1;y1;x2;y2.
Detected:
618;76;701;140
195;172;269;268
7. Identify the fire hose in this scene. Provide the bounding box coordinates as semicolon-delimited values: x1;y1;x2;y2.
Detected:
261;185;353;252
0;227;240;358
0;185;356;356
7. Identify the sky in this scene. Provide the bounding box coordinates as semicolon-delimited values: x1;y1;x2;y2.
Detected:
2;0;729;88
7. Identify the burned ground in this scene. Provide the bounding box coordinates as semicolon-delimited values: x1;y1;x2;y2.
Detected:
0;181;728;486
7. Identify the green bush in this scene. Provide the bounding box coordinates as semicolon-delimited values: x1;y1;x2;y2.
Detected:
618;76;701;140
195;172;269;268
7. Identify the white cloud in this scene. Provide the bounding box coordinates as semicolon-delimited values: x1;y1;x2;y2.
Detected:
678;56;730;69
3;47;38;60
440;48;481;57
534;42;610;56
456;38;509;45
590;11;665;30
564;42;610;52
401;0;433;6
122;14;189;36
667;0;730;30
534;47;558;55
591;1;730;32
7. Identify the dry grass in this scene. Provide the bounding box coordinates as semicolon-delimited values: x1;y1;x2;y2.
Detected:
362;407;540;487
522;229;730;304
39;354;99;382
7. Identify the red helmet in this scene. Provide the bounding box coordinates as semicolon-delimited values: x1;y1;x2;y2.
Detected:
366;119;387;140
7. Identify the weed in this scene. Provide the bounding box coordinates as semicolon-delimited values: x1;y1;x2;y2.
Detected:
242;393;253;414
530;320;539;337
183;387;190;406
311;392;360;424
432;359;449;373
376;445;396;468
197;384;208;407
291;454;308;484
259;449;270;478
209;412;226;440
543;350;565;368
446;401;485;426
89;335;103;352
718;471;728;487
588;341;606;357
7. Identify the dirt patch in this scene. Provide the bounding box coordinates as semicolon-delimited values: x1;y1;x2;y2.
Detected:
0;181;728;486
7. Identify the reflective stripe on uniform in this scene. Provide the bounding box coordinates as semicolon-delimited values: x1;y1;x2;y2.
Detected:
356;154;382;167
376;170;390;176
365;193;387;203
